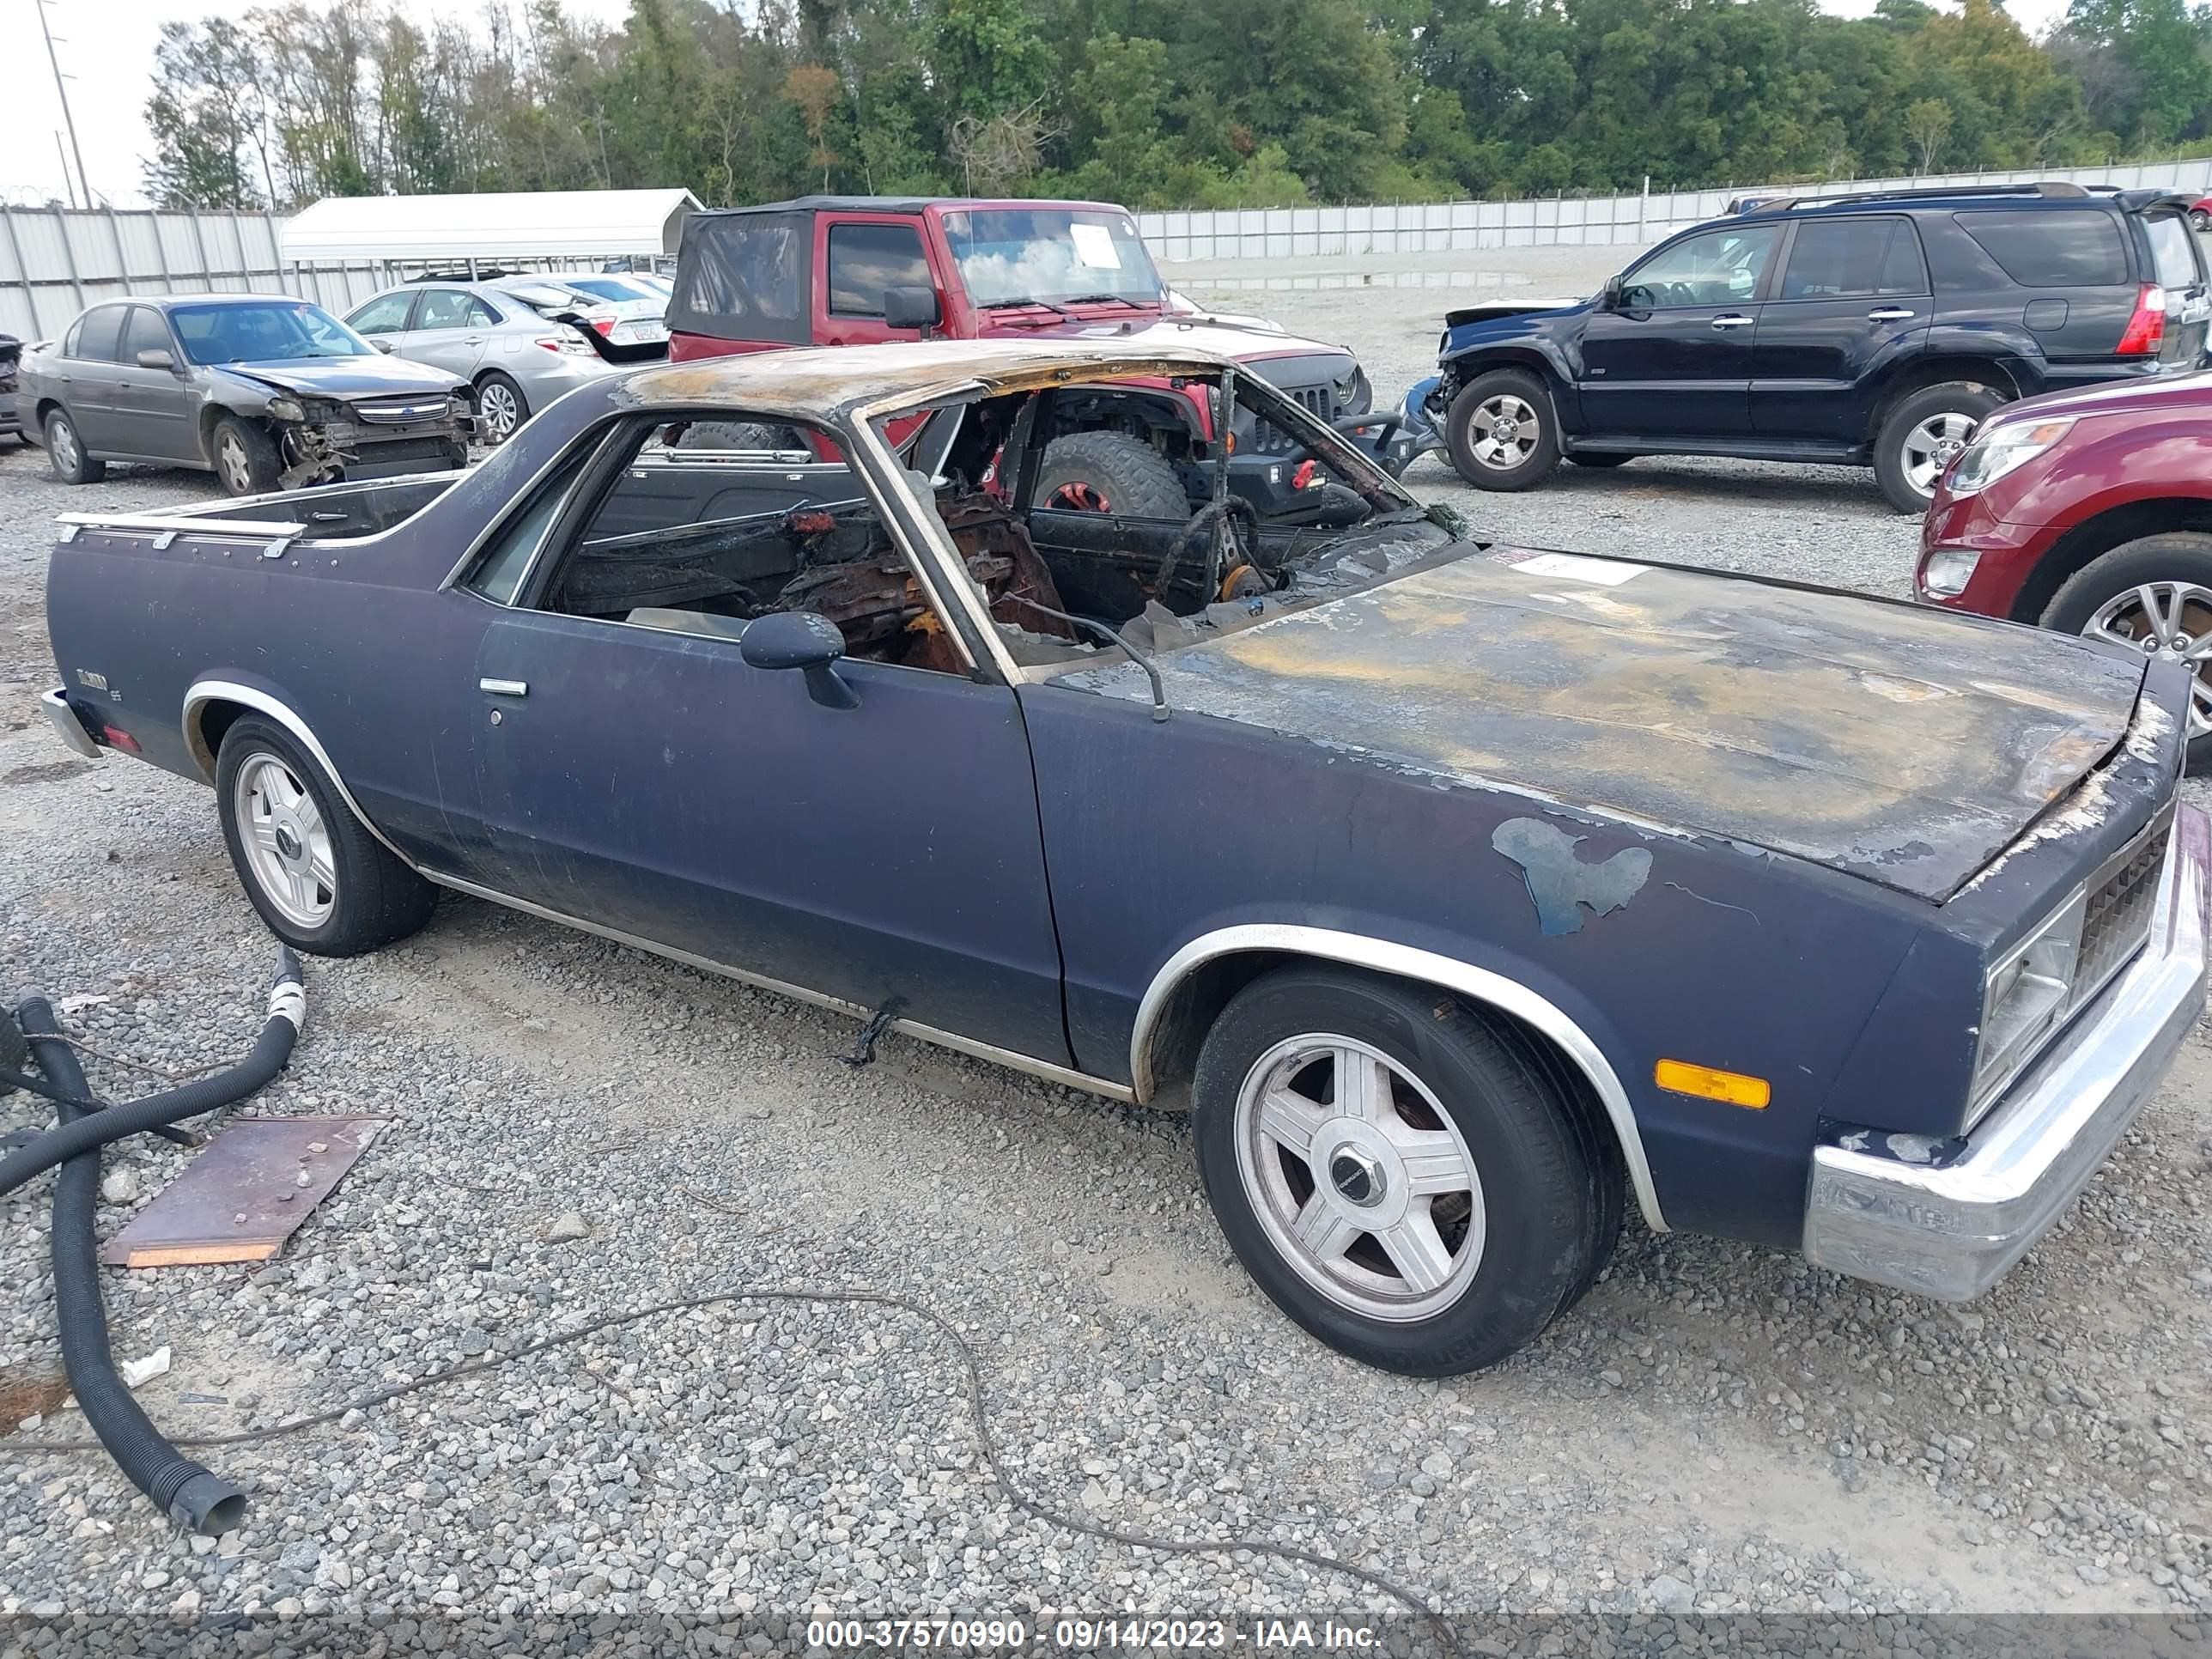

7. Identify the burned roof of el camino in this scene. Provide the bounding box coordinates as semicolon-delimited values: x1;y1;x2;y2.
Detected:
617;337;1243;418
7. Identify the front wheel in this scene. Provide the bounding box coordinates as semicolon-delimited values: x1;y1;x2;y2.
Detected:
216;716;437;955
2192;209;2210;232
1192;965;1620;1376
211;416;281;496
2043;532;2212;771
1443;369;1560;491
1873;382;2003;514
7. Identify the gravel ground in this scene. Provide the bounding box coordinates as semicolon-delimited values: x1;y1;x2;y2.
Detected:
3;260;2212;1649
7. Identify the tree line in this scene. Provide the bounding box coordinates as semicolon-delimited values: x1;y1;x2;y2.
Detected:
143;0;2212;214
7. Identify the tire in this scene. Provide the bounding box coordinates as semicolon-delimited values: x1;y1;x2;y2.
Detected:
1192;964;1621;1376
2043;532;2212;771
1567;453;1633;469
1033;430;1188;516
473;371;529;446
215;715;436;957
1443;368;1560;491
1873;381;2004;514
2192;209;2210;233
42;409;103;484
210;415;281;496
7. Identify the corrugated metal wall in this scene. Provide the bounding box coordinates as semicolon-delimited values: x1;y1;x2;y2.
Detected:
1137;158;2212;265
0;204;639;341
2;157;2208;336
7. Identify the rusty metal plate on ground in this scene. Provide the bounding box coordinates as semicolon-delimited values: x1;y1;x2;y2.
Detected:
100;1116;386;1268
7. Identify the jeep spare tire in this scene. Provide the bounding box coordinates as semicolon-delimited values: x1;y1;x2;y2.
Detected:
1035;431;1188;517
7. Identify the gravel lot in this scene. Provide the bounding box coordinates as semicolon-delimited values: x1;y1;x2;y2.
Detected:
3;255;2212;1647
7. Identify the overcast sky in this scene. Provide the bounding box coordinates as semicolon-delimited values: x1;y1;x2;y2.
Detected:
3;0;2077;210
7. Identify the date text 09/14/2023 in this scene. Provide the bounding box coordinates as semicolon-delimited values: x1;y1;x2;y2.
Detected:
801;1617;1381;1649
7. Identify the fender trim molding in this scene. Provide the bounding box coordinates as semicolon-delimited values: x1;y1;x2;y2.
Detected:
1128;923;1668;1232
181;678;416;867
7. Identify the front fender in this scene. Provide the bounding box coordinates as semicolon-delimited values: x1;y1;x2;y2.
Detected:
1438;315;1586;427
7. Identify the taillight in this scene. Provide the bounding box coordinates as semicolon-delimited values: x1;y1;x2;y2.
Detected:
589;317;614;337
2118;283;2167;355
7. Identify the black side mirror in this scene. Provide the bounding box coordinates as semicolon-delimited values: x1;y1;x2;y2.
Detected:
1601;275;1624;311
882;286;941;331
136;348;176;371
739;610;860;710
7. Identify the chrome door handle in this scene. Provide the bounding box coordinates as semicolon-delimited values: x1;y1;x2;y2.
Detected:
1867;307;1917;322
478;678;528;697
1711;314;1754;329
462;336;483;344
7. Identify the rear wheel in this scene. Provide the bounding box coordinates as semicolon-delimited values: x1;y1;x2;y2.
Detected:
1192;964;1620;1376
211;416;281;496
1034;430;1188;516
43;409;103;484
474;372;529;446
2043;532;2212;771
215;716;436;956
1444;368;1560;491
2192;208;2210;233
1873;382;2003;514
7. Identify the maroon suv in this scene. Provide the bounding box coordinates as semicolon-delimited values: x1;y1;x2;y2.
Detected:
1919;369;2212;766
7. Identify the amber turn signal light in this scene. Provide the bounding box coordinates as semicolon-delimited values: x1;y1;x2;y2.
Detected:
1655;1059;1770;1109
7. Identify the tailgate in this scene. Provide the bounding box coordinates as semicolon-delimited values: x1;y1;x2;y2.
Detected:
2144;208;2209;365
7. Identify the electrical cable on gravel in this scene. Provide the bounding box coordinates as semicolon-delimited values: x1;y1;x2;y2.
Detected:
2;1281;1465;1655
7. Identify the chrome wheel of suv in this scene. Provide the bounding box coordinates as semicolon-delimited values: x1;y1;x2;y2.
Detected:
1900;411;1978;495
1468;392;1542;472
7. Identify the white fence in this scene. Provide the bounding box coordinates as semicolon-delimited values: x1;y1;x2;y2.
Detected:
3;155;2211;337
1139;157;2212;264
0;204;641;341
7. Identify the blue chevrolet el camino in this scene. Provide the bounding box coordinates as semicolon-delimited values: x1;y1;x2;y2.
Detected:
39;337;2209;1376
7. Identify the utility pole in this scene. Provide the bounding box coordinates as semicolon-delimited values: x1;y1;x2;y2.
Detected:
36;0;90;211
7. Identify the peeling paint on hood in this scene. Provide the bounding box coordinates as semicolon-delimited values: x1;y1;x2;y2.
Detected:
1075;549;2148;902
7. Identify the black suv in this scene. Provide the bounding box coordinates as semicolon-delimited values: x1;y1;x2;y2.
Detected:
1400;183;2211;512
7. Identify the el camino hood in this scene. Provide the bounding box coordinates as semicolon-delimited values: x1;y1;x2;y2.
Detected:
1115;549;2148;901
216;356;464;400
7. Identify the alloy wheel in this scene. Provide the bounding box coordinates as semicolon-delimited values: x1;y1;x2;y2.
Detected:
2085;581;2212;739
217;432;255;494
50;419;78;472
234;753;337;929
1468;393;1540;471
479;382;520;443
1232;1033;1486;1322
1899;411;1979;496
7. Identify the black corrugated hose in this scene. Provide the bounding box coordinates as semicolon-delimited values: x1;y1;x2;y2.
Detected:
6;949;304;1534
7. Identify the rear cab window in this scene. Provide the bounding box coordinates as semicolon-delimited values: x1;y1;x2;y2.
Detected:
1954;210;2128;288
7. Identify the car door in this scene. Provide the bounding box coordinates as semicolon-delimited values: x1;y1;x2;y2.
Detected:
58;305;130;449
815;215;934;348
404;288;494;379
465;413;1073;1065
1577;224;1783;435
344;289;417;357
108;307;198;460
1749;217;1930;441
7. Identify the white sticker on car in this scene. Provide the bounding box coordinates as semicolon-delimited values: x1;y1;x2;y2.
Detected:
1069;222;1121;268
1504;551;1650;586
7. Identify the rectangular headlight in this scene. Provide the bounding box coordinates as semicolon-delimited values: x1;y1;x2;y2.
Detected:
1971;889;2087;1116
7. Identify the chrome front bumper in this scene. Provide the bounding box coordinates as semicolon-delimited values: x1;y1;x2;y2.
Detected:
41;688;101;760
1804;803;2211;1301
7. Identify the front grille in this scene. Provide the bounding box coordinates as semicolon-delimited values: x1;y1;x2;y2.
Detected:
1251;386;1336;454
353;397;453;426
2075;820;2169;1009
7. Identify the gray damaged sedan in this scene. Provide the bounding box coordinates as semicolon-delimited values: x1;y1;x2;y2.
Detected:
20;295;472;495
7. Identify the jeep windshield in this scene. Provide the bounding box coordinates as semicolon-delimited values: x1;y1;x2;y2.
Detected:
943;208;1164;309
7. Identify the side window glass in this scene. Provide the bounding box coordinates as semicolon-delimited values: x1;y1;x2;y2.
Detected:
71;307;125;362
1620;227;1778;308
827;222;931;318
465;445;599;605
525;415;981;671
1780;221;1880;300
416;289;477;331
347;292;413;334
1954;210;2126;289
1877;222;1929;295
123;307;172;362
469;297;502;327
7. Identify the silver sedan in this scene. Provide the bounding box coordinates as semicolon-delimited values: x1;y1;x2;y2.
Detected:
343;280;634;445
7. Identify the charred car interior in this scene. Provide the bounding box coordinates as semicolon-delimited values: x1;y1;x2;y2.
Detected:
486;367;1459;678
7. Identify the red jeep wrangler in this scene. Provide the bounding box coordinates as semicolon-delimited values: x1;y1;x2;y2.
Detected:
668;196;1413;515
